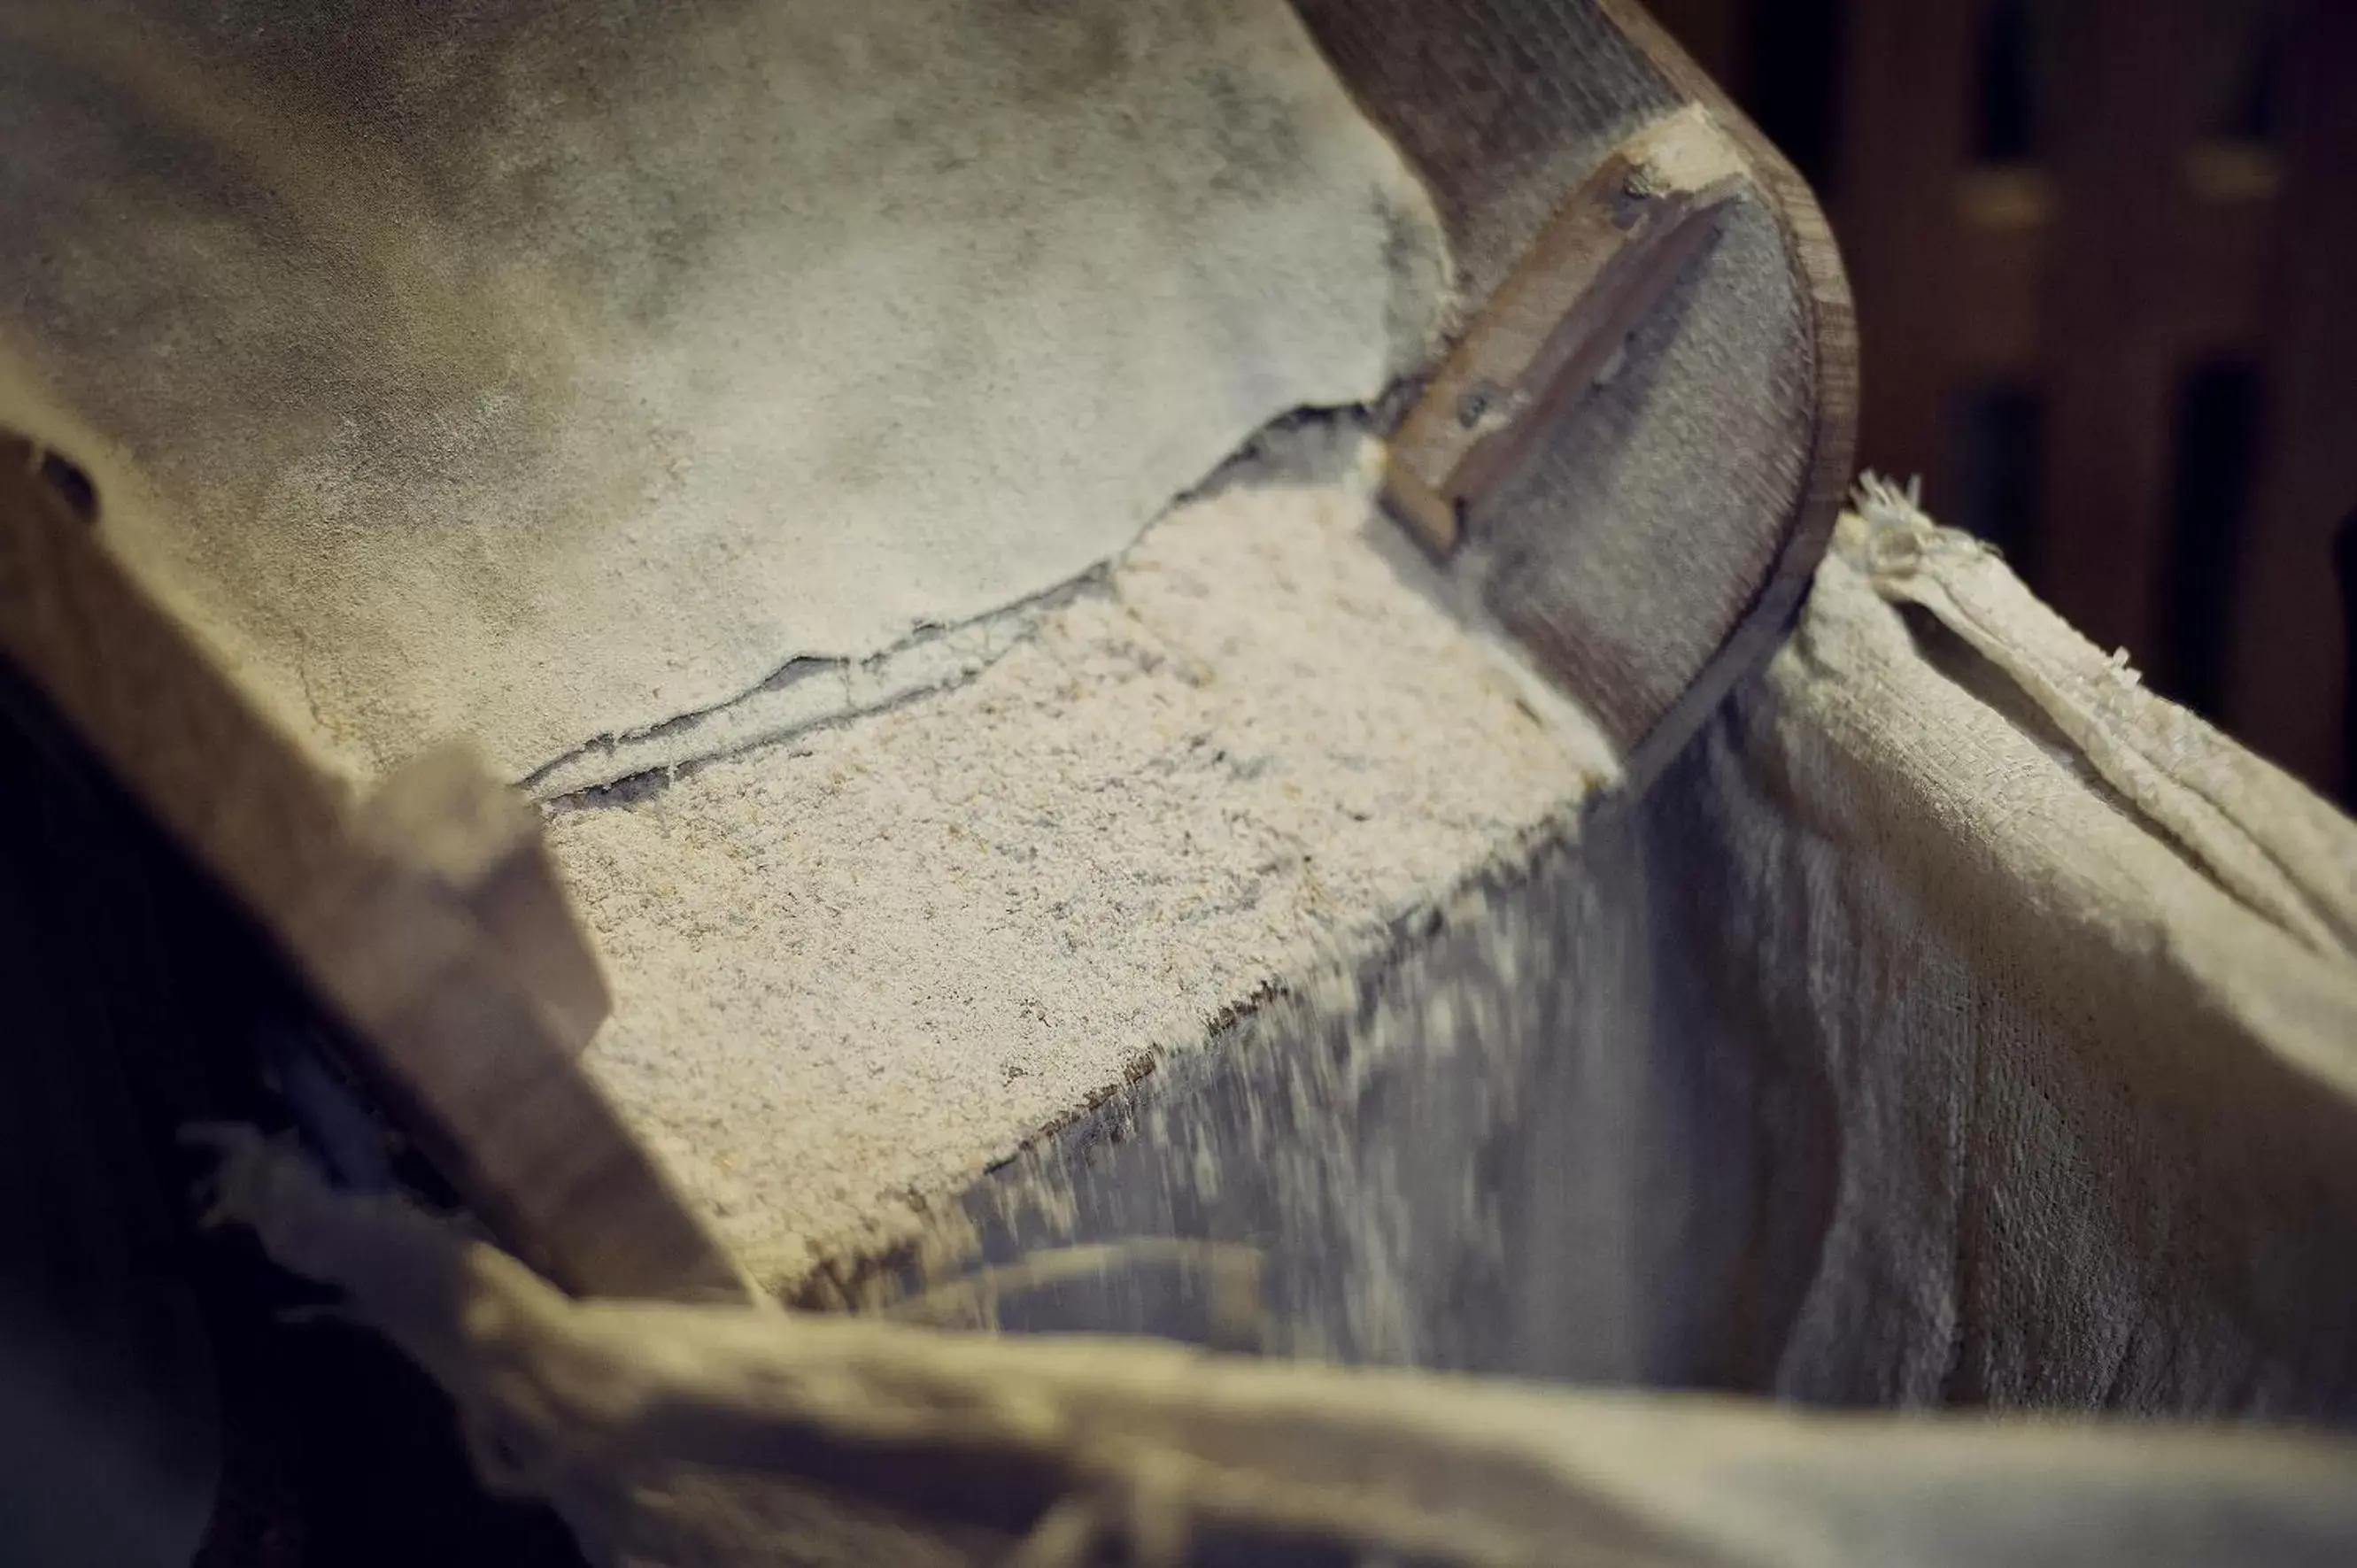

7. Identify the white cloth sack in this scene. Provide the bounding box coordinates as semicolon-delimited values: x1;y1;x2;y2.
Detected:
1660;480;2357;1414
207;483;2357;1564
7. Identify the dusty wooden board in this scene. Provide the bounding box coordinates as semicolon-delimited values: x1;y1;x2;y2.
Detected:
1831;0;1977;497
0;433;746;1302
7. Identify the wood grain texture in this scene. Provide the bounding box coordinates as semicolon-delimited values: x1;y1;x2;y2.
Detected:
1293;0;1678;307
1386;106;1747;552
1298;0;1858;780
1575;0;1858;780
0;432;746;1302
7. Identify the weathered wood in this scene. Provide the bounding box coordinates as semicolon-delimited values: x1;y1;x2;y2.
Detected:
1596;0;1859;783
2222;0;2357;798
1386;107;1747;554
2036;0;2213;674
357;743;612;1056
0;431;746;1302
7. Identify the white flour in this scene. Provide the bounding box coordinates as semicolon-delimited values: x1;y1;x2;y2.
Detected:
545;436;1616;1291
0;0;1448;779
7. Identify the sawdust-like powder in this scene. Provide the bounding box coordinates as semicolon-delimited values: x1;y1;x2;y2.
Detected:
545;434;1617;1293
0;0;1449;780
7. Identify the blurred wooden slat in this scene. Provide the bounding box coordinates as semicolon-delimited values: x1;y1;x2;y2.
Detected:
2222;0;2357;799
0;434;748;1304
1950;154;2276;378
1834;0;1981;499
2035;0;2212;677
2175;145;2282;363
1673;0;2336;789
1948;167;2048;378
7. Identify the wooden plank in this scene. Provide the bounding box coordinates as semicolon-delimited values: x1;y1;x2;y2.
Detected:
1832;0;1981;500
2176;145;2284;363
1386;106;1748;552
357;743;613;1056
2220;0;2357;796
1948;167;2051;377
0;433;747;1302
2035;0;2213;675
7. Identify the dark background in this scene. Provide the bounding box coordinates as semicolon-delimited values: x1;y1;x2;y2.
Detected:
1650;0;2357;802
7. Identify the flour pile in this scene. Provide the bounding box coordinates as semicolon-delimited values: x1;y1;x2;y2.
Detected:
0;0;1449;778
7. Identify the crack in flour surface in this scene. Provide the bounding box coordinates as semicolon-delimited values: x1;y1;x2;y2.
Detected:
0;0;1449;779
546;438;1616;1292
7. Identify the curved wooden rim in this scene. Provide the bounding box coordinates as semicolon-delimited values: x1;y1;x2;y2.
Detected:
1595;0;1861;786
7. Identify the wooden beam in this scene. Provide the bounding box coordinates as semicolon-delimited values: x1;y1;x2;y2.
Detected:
1834;0;1982;500
2221;0;2357;797
2036;0;2214;676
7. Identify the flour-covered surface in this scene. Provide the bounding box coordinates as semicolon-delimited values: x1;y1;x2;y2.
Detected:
545;442;1615;1293
0;0;1446;780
